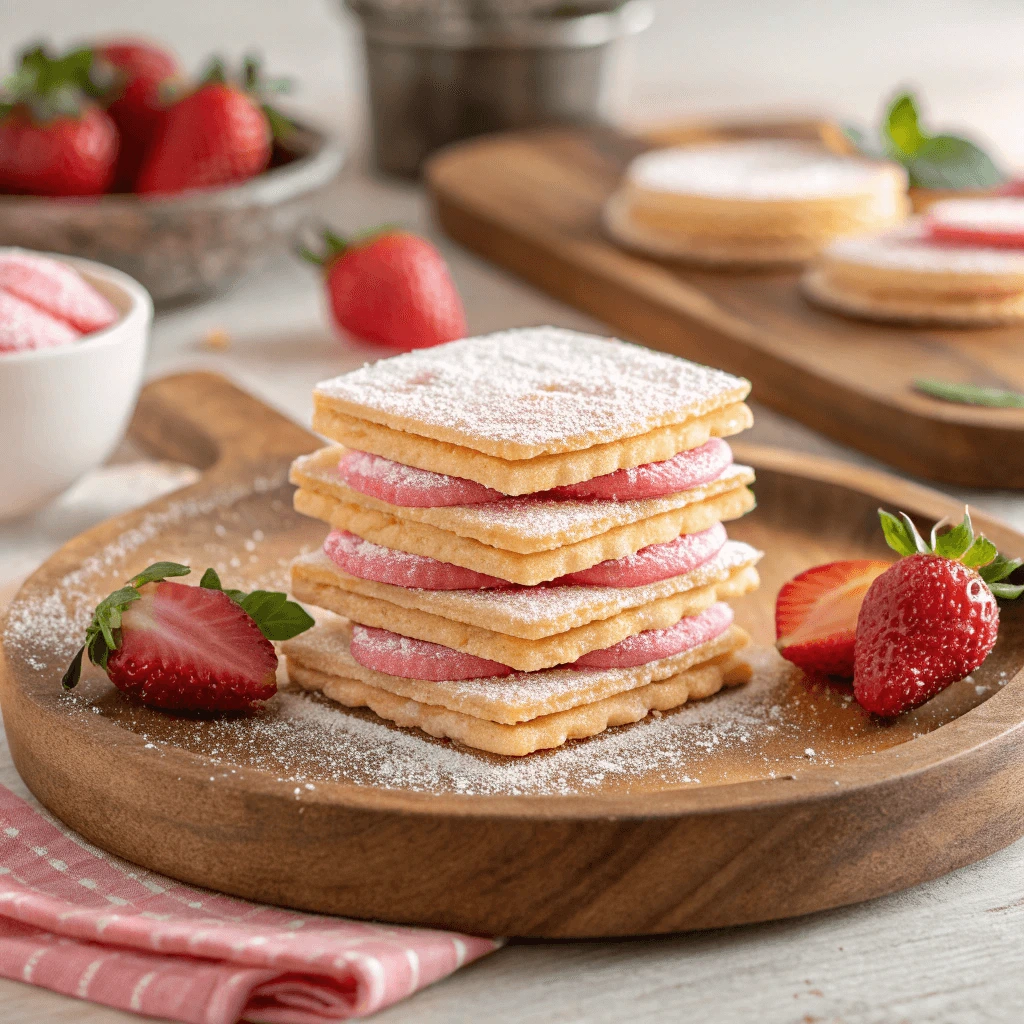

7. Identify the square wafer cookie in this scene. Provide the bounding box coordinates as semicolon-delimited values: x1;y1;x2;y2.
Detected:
312;328;751;461
291;446;755;553
292;539;762;640
283;612;750;722
291;563;758;671
312;402;753;495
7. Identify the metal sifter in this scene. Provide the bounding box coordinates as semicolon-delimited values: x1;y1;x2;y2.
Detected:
344;0;653;175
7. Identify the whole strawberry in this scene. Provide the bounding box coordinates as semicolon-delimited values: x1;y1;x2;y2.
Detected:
0;45;118;196
96;38;180;191
304;227;467;350
62;562;313;713
854;509;1023;716
135;56;288;195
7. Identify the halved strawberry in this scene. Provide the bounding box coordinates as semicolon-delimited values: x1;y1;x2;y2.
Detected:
776;560;891;677
62;562;313;713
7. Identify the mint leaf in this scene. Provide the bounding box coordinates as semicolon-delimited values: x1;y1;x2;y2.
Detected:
129;562;191;588
879;509;929;556
885;93;925;158
240;590;315;641
914;378;1024;409
961;536;998;569
933;511;974;560
908;134;1005;189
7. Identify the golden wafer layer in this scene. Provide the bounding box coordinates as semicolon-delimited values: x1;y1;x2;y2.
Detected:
311;403;753;495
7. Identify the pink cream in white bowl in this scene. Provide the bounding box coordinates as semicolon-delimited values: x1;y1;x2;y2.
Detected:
0;249;152;519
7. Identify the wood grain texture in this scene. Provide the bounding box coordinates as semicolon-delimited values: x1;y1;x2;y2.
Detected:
425;122;1024;490
2;373;1024;939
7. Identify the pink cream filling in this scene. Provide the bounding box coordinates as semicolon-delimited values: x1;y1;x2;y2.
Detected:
348;602;734;682
323;523;727;591
337;438;732;508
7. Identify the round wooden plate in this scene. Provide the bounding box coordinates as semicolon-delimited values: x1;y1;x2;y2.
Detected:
3;373;1024;939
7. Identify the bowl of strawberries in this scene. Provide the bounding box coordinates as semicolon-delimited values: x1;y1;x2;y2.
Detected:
0;40;344;303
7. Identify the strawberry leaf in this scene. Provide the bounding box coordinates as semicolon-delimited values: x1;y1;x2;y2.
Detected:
240;590;315;641
961;536;999;569
199;570;313;640
990;581;1024;600
933;510;974;560
979;554;1024;584
61;645;86;690
199;567;222;589
129;562;191;588
879;509;929;556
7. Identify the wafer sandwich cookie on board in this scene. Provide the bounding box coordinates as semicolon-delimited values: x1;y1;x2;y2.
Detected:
605;140;908;266
803;222;1024;326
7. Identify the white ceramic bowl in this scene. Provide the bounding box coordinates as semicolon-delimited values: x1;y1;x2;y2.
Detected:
0;253;152;520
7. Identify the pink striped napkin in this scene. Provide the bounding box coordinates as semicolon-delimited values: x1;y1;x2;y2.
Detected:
0;784;499;1021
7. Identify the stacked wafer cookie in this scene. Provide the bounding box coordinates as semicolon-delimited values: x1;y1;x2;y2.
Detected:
283;327;762;756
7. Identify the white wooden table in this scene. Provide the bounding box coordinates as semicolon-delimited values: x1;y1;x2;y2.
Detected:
4;1;1024;1020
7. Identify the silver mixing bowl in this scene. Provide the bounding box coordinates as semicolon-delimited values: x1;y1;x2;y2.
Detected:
0;123;344;304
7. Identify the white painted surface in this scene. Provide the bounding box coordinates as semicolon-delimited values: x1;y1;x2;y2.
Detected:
3;0;1024;1020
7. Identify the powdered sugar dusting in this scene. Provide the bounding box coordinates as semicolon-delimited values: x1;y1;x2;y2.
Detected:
627;141;906;200
315;329;749;453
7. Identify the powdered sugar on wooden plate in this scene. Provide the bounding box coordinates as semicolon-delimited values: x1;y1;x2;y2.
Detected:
314;328;749;456
73;645;972;797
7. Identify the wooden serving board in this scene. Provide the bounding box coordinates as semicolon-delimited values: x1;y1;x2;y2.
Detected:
3;373;1024;939
426;122;1024;490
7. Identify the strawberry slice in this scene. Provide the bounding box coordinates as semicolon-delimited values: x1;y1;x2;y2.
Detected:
775;559;891;677
924;198;1024;250
62;562;314;712
0;288;80;353
0;251;118;333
